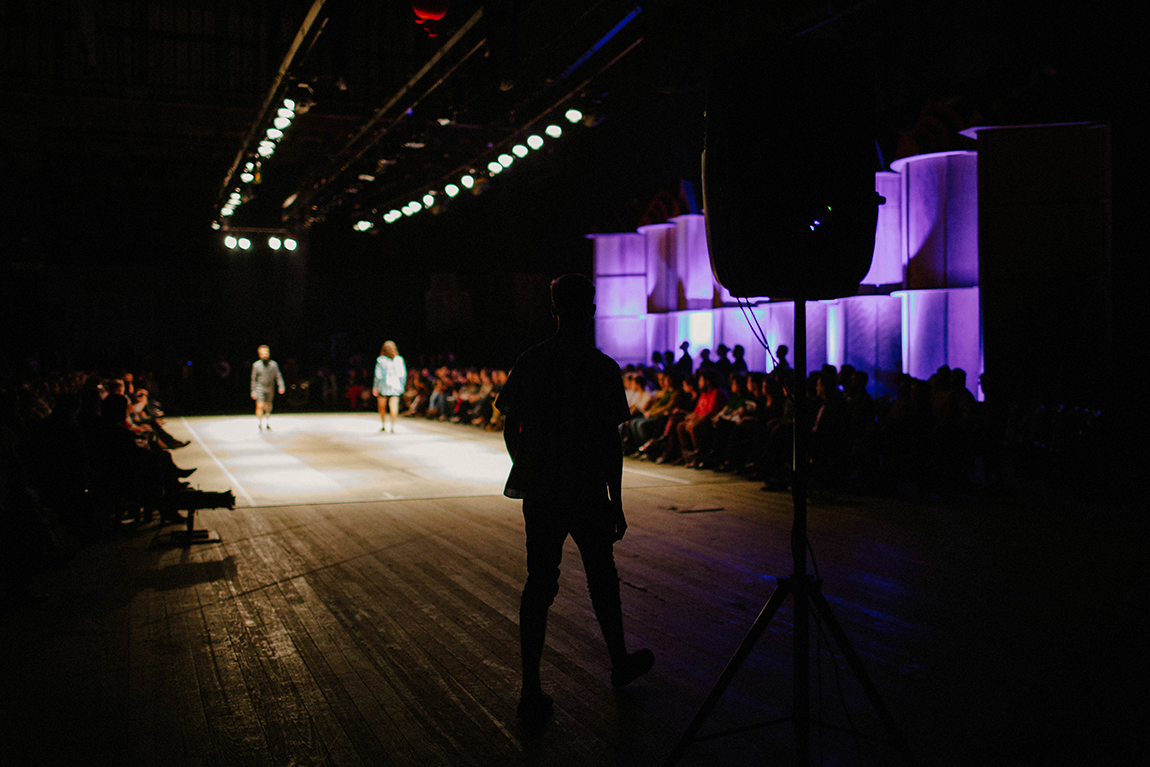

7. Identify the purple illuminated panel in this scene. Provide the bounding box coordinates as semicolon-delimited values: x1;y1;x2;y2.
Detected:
827;301;846;369
840;295;903;399
671;214;714;307
893;151;978;289
645;313;671;361
596;275;646;316
590;232;645;275
592;231;648;318
595;317;648;366
804;302;829;373
898;287;982;398
639;223;676;312
862;171;903;285
665;311;713;360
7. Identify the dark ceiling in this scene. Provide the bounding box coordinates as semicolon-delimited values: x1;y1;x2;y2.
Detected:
1;0;1141;371
4;1;1124;233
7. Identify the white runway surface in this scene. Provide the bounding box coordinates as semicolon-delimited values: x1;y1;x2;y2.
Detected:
167;413;705;507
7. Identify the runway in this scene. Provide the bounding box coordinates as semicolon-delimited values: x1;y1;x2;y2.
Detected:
3;415;1142;766
173;413;711;508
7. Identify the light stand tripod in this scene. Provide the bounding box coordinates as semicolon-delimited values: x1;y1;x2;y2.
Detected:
664;299;916;766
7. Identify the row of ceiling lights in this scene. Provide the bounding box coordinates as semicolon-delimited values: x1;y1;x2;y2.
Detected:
217;96;302;222
353;108;588;231
223;235;299;251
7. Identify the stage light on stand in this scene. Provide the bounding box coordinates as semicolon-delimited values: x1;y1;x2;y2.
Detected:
422;192;435;207
565;108;583;123
238;237;252;250
277;107;293;120
527;134;544;150
274;116;291;130
240;171;254;183
211;221;221;230
282;98;296;110
266;128;284;140
268;236;283;249
487;161;503;175
445;183;460;197
353;220;374;232
498;153;514;168
545;124;562;138
283;238;297;251
461;174;475;189
224;235;238;249
512;144;528;158
258;144;274;157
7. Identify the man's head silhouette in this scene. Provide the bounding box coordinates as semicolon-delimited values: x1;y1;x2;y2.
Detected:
550;274;596;323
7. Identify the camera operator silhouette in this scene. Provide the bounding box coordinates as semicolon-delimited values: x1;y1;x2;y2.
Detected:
496;274;655;728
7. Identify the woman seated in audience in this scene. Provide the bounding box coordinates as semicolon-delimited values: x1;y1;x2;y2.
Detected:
627;371;683;455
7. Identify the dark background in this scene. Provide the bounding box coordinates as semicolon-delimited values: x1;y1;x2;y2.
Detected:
1;1;1144;416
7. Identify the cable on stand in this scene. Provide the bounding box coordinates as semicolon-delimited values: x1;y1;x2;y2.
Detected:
663;299;917;767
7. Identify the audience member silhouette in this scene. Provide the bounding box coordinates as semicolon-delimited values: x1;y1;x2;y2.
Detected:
713;344;732;378
674;340;693;376
731;344;749;377
496;273;654;728
772;344;791;378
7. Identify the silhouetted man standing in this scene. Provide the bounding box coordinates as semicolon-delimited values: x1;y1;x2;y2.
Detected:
497;274;654;727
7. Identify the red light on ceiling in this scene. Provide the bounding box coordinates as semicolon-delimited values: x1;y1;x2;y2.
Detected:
412;1;448;37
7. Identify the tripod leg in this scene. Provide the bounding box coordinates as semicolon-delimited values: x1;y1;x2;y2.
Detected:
794;581;810;766
663;580;792;767
809;589;918;767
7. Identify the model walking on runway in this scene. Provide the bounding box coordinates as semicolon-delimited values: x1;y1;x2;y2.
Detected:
251;345;285;430
373;340;407;433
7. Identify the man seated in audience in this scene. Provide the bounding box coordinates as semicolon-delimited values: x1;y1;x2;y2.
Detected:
674;370;728;467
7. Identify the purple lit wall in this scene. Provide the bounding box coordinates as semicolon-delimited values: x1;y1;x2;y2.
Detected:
592;150;985;400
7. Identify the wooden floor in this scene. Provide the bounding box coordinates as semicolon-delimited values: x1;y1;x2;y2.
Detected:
2;418;1144;767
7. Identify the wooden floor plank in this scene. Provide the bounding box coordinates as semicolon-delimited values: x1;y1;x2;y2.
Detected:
286;574;451;765
5;421;1143;767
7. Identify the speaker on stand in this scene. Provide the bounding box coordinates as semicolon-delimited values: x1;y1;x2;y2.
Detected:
664;37;916;766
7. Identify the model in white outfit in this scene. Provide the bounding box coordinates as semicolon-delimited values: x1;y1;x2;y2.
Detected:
372;340;407;433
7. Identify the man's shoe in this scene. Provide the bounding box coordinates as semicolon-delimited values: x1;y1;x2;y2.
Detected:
611;649;655;688
516;692;554;728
